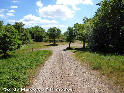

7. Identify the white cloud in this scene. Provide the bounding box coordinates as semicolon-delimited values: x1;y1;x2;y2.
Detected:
19;14;57;26
0;14;5;18
36;0;43;7
42;24;67;33
0;9;6;12
38;5;74;20
12;0;19;3
56;0;93;5
7;20;16;23
8;10;15;13
6;13;15;16
10;6;18;8
56;0;93;10
42;24;67;28
36;0;93;20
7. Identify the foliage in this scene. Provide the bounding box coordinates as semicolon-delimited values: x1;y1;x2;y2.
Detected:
89;0;124;53
0;50;51;93
74;20;92;48
47;27;61;45
0;25;20;57
0;21;3;27
13;22;31;45
64;27;76;48
28;26;46;42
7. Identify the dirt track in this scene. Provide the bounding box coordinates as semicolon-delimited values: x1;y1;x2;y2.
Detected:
27;44;119;93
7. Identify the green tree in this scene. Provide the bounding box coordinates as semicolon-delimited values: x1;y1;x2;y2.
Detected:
74;18;92;48
22;28;31;44
64;27;76;48
13;22;31;45
74;23;85;48
0;25;19;57
47;27;61;45
0;21;3;27
89;0;124;53
33;26;45;42
28;26;46;42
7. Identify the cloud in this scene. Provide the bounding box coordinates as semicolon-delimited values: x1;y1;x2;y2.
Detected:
56;0;93;10
12;0;19;3
8;10;15;13
56;0;93;5
19;14;57;26
6;13;15;16
36;0;93;20
0;14;5;18
42;24;67;28
0;9;6;12
38;5;74;20
10;6;18;8
7;19;16;23
42;24;67;33
36;0;43;7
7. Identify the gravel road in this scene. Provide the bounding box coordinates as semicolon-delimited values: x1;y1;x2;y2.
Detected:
26;44;119;93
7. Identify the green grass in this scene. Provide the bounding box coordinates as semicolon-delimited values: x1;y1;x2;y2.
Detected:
19;42;67;53
72;48;124;92
19;42;50;52
0;42;52;93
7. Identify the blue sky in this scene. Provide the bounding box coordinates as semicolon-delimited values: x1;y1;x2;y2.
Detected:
0;0;102;32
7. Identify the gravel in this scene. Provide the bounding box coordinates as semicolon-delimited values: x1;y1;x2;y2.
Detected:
26;44;119;93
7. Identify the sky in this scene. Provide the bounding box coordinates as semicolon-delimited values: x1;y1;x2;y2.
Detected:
0;0;102;33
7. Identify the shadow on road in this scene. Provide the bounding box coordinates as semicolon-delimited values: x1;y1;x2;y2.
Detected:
45;44;58;46
63;47;89;52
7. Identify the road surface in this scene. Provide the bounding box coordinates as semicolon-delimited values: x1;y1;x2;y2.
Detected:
26;44;118;93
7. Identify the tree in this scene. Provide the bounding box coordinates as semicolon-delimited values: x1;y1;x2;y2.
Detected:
0;25;19;57
28;26;46;42
89;0;124;53
74;23;85;48
22;28;31;44
0;21;3;27
13;22;31;45
34;26;45;42
47;27;61;45
74;18;92;48
64;27;76;48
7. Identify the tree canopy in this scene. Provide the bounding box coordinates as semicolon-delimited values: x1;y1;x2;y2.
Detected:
64;27;76;48
29;26;46;42
89;0;124;53
0;25;19;57
47;27;61;45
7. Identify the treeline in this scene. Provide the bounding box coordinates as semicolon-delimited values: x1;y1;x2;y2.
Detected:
0;0;124;57
0;21;62;57
64;0;124;54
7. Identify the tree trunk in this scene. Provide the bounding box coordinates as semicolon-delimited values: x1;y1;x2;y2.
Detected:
53;38;56;45
83;40;86;49
69;42;71;48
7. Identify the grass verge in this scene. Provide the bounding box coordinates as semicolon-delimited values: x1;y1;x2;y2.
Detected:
72;48;124;92
0;43;52;93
